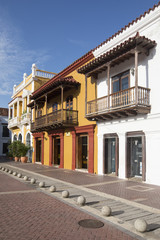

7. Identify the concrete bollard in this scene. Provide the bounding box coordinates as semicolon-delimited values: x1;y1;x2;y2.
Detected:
2;167;5;171
5;169;9;172
134;219;147;233
49;185;56;192
30;178;36;184
39;182;45;188
17;173;22;178
62;190;69;198
23;176;28;181
13;172;17;176
101;206;111;216
9;170;13;174
77;196;86;206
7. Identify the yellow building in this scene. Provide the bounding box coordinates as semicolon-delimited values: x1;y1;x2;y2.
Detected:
29;52;98;173
8;64;56;161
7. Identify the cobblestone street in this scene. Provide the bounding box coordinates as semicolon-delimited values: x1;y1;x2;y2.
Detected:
0;169;138;240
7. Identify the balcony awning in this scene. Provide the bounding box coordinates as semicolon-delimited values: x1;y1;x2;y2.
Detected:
78;33;156;76
31;76;80;100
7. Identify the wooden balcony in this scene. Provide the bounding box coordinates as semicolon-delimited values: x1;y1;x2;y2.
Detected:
86;86;151;120
31;109;78;132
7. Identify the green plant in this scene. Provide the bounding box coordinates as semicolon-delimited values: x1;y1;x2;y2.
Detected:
19;143;30;157
8;141;22;158
6;151;13;158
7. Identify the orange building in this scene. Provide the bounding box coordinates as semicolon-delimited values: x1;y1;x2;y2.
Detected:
29;51;98;174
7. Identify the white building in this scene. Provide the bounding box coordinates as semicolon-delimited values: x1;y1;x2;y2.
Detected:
8;64;56;162
78;3;160;185
0;108;11;156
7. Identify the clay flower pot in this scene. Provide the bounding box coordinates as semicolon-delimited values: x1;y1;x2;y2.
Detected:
21;156;28;163
14;157;19;162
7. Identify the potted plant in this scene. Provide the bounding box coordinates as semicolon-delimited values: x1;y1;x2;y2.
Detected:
19;143;30;163
8;141;21;162
7;151;13;161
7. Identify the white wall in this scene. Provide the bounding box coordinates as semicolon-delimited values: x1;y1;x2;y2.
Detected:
96;7;160;185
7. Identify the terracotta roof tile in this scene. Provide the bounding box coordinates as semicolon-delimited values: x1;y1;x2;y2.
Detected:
32;51;93;99
78;34;156;74
31;76;80;99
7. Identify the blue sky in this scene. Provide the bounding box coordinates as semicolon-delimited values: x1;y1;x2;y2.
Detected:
0;0;159;108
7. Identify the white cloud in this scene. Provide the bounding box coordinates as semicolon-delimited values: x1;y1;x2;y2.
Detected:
0;12;51;97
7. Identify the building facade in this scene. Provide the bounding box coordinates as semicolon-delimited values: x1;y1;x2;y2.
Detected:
29;52;98;173
0;108;11;156
8;64;56;161
78;3;160;185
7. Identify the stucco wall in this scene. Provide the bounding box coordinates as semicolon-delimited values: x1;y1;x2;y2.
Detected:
96;7;160;185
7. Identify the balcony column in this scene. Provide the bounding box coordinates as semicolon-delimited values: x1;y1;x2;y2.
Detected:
135;49;138;105
27;95;29;113
17;100;19;118
34;101;36;121
85;75;87;115
107;64;110;109
22;99;24;113
13;104;15;118
61;86;64;122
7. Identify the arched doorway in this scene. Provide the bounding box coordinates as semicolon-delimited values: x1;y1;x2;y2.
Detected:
26;132;32;162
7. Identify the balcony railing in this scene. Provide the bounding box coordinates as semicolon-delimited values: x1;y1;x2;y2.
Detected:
36;70;56;79
31;109;78;132
8;117;21;129
87;86;150;119
21;113;31;125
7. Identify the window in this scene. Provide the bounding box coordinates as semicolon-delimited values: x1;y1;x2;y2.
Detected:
66;96;73;121
18;133;22;142
52;103;58;112
37;109;42;118
2;125;9;138
13;135;17;141
112;70;129;93
3;143;8;154
66;96;73;110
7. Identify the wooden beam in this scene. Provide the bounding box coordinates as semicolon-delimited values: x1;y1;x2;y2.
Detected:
86;49;135;77
61;86;64;122
136;46;149;56
107;64;110;109
34;101;36;120
135;49;138;105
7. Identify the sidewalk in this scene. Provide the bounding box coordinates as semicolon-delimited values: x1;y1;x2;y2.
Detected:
1;159;160;240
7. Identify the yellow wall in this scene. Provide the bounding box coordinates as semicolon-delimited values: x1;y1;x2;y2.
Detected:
33;64;98;173
64;130;72;169
43;132;49;165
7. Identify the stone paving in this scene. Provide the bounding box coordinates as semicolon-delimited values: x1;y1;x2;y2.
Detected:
1;160;160;239
0;171;138;240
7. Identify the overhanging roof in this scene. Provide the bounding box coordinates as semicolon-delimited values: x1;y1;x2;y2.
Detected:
31;76;80;100
78;34;156;76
